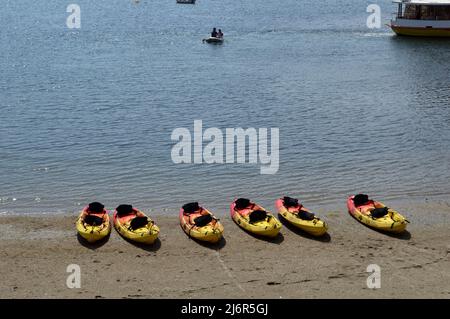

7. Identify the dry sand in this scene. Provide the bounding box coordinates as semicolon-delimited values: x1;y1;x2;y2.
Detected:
1;206;450;298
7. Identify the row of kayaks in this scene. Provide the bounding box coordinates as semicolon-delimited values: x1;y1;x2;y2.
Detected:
77;194;409;244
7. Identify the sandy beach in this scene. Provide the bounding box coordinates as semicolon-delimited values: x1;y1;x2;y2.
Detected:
1;201;449;299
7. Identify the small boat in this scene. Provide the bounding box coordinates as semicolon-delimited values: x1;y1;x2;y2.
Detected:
230;198;282;237
275;197;328;237
113;204;160;244
179;202;224;243
177;0;196;4
202;37;224;44
347;194;409;233
76;202;111;243
390;0;450;36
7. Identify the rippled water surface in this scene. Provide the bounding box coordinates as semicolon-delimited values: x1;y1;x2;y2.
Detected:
1;0;450;215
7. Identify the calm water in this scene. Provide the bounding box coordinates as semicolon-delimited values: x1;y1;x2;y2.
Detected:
1;0;450;215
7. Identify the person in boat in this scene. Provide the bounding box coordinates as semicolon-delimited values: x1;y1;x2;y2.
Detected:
217;29;223;38
211;27;218;38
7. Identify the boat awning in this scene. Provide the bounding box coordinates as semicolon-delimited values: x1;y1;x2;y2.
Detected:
393;0;450;5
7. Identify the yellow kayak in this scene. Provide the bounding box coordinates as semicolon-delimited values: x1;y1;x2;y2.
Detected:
230;198;281;238
276;197;328;236
113;205;160;244
76;202;111;243
180;202;224;243
348;194;409;233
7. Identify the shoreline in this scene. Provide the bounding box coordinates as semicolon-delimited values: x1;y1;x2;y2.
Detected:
2;194;450;224
1;208;450;298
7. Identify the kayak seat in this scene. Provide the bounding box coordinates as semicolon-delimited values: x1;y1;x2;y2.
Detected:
249;210;267;223
370;207;389;219
194;214;213;227
84;214;104;226
129;216;149;230
283;196;299;208
183;202;200;214
116;204;134;217
235;198;251;210
282;197;305;213
88;202;105;213
353;194;370;207
297;210;315;221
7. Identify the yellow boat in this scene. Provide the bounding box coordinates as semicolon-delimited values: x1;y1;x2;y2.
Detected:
230;198;281;238
113;205;160;244
348;194;409;233
179;202;224;243
276;197;328;236
76;202;111;243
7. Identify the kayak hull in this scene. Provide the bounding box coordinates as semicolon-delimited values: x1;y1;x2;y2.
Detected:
347;196;408;233
76;209;111;243
275;198;327;236
203;37;224;44
113;209;160;244
230;201;281;238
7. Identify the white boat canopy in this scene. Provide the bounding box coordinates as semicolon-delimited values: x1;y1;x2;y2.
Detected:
393;0;450;5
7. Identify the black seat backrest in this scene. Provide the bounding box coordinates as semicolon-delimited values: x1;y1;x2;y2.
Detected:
297;210;315;221
371;207;389;219
249;210;267;223
84;215;104;226
116;204;134;217
129;216;149;230
283;196;299;208
194;214;213;227
235;198;251;210
88;202;104;213
353;194;369;207
183;202;200;214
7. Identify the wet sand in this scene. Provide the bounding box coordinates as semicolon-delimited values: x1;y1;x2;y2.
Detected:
1;205;450;298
